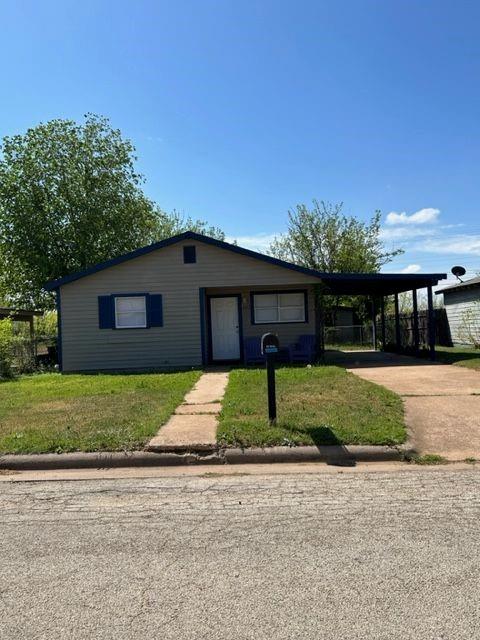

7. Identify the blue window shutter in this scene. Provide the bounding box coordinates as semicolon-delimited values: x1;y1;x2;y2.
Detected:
98;296;114;329
147;294;163;327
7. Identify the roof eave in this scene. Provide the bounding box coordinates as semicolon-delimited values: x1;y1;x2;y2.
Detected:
43;231;325;291
42;230;447;293
436;283;480;295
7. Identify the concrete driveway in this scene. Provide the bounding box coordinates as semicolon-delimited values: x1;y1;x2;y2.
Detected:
328;351;480;460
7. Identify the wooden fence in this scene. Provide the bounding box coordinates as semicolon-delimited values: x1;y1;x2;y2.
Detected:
383;308;452;349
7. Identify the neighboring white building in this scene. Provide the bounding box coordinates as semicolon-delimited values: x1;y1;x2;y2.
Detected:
436;276;480;347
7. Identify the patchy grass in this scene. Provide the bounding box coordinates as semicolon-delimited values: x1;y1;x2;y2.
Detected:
435;346;480;370
218;366;405;448
0;371;200;454
407;453;448;466
325;344;374;352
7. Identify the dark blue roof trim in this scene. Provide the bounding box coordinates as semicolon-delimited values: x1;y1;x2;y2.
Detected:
43;231;326;290
43;230;447;292
319;272;446;281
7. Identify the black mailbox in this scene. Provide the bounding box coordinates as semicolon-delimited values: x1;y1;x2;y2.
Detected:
261;332;280;355
261;333;279;424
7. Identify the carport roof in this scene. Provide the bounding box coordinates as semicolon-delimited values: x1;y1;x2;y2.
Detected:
43;231;447;295
317;272;447;296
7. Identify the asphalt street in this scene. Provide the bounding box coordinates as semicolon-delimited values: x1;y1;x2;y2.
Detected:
1;467;479;639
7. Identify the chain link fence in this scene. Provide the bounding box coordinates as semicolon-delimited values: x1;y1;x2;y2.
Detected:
324;324;375;350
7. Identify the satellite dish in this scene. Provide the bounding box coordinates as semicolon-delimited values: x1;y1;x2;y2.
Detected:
451;265;466;281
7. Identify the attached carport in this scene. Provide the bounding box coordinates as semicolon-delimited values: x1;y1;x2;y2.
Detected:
317;272;447;360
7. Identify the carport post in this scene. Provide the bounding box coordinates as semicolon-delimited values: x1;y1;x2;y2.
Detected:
380;297;386;350
427;285;436;361
394;293;401;352
412;289;420;355
371;298;377;350
29;315;36;359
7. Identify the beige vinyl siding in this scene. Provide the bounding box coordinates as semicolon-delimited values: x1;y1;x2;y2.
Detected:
443;288;480;346
206;285;316;350
59;240;320;371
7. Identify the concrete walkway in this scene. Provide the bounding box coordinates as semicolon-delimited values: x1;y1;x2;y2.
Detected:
147;371;229;451
328;350;480;460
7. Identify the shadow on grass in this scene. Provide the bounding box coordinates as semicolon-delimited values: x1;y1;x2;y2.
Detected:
61;367;203;377
436;350;480;365
323;349;437;369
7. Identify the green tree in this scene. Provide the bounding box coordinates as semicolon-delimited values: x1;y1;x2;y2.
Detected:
154;208;225;242
269;200;402;272
0;114;223;308
270;200;404;334
0;317;14;378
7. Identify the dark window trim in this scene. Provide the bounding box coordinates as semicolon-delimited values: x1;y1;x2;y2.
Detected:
112;293;148;330
250;289;309;325
206;294;244;364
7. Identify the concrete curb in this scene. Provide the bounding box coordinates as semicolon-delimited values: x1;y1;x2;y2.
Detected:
0;451;223;471
0;444;413;471
223;444;412;465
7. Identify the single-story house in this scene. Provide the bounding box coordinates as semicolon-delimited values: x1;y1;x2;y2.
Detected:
436;276;480;347
44;232;446;372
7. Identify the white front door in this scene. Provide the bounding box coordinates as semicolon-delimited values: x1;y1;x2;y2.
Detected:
210;297;240;361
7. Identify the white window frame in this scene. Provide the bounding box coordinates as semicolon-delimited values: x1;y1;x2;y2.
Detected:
252;291;306;324
114;296;147;329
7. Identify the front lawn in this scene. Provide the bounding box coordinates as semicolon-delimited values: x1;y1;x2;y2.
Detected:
0;371;200;454
435;346;480;370
218;366;405;448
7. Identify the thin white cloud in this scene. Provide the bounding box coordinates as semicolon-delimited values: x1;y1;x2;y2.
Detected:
145;135;164;143
225;232;278;253
380;226;436;241
386;207;440;226
400;264;422;274
416;235;480;256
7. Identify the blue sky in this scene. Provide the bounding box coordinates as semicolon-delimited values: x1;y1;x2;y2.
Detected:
1;0;480;285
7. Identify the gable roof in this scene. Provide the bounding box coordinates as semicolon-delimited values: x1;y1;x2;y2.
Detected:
43;231;325;290
436;275;480;295
43;230;447;295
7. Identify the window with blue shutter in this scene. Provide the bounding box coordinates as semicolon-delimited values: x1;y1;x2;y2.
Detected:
98;294;163;329
115;296;147;328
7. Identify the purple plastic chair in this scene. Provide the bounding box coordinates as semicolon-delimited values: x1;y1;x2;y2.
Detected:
288;335;316;363
244;337;264;365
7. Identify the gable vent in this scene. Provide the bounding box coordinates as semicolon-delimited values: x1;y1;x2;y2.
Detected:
183;245;196;264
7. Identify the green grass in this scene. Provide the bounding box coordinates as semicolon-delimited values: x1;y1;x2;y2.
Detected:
0;371;200;454
435;346;480;370
407;453;448;465
325;344;374;351
218;365;405;448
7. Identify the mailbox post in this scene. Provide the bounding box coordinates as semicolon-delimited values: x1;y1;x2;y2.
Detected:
261;333;279;424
